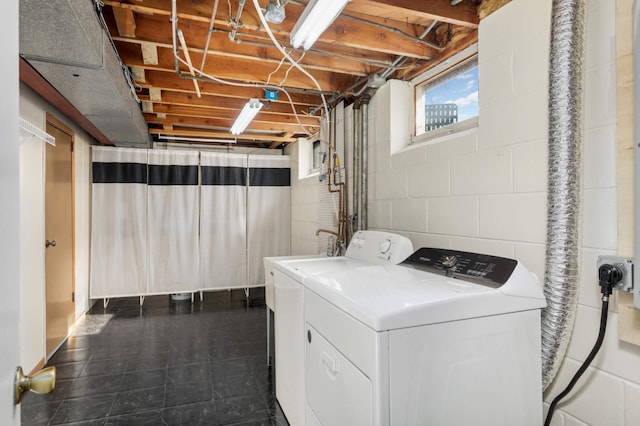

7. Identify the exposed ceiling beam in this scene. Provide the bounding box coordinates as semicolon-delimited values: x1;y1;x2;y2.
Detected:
105;0;439;59
115;42;351;93
144;113;315;134
150;104;320;127
112;7;136;37
138;70;322;106
140;91;318;117
348;0;479;28
115;13;387;76
150;128;298;143
404;30;478;80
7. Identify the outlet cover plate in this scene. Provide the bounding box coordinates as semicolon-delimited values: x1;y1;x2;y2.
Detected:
597;256;634;293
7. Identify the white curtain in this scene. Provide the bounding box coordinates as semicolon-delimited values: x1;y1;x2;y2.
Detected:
247;155;291;286
200;152;247;290
90;147;148;298
147;150;200;294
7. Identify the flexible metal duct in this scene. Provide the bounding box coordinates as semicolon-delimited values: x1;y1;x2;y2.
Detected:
541;0;586;390
353;102;362;232
360;94;371;230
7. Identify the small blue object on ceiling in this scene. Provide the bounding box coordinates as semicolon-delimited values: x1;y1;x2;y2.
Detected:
265;90;278;101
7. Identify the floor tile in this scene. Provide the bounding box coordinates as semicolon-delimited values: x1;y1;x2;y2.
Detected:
212;372;261;399
118;368;167;391
21;400;61;425
166;362;210;385
215;394;271;425
162;400;219;425
109;386;165;416
80;358;128;377
22;289;287;426
69;373;123;398
164;381;213;408
125;352;169;372
168;348;210;366
49;394;115;425
48;348;91;364
104;410;162;426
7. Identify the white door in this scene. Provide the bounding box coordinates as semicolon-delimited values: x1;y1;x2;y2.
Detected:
1;0;22;423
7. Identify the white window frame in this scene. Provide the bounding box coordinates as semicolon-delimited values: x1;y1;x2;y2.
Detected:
297;137;321;179
411;44;478;145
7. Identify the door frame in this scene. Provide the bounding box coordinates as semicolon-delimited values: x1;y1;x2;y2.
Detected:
45;112;76;357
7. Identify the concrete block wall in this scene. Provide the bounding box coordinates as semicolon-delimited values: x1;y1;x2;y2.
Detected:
286;141;320;255
288;0;640;423
367;0;637;424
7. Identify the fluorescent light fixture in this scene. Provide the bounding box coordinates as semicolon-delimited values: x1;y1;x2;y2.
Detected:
230;98;263;135
290;0;349;50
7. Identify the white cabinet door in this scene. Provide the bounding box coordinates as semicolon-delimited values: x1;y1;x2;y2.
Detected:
306;325;372;426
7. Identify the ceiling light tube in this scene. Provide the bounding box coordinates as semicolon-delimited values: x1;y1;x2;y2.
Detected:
290;0;349;50
230;98;263;134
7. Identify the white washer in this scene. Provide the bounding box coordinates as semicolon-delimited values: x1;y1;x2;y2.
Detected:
303;247;547;426
272;231;414;426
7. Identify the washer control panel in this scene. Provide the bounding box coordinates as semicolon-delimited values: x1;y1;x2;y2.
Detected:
401;247;518;288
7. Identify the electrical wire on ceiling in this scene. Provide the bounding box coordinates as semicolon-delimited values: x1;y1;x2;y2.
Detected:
250;0;330;121
279;52;306;87
229;33;414;70
265;56;288;86
199;0;221;72
92;0;141;104
170;0;318;137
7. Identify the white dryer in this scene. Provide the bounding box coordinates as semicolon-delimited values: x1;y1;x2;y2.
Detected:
272;231;414;426
303;247;547;426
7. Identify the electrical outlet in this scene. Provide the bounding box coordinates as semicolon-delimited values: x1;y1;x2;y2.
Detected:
597;256;634;293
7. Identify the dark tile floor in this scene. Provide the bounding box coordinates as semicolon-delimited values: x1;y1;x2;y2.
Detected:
21;289;288;426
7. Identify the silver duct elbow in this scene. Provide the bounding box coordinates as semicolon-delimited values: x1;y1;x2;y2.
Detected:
541;0;586;390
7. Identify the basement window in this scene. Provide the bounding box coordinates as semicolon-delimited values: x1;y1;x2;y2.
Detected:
298;137;322;179
413;45;478;143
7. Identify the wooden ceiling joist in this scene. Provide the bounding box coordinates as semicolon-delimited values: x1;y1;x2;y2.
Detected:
97;0;479;147
150;128;298;144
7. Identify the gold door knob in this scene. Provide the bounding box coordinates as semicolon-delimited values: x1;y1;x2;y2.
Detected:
14;366;56;404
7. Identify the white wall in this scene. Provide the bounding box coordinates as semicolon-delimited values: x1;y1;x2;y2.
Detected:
286;142;320;254
19;84;94;370
289;0;639;424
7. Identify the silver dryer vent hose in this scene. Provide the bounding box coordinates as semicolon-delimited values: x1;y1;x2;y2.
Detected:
541;0;586;391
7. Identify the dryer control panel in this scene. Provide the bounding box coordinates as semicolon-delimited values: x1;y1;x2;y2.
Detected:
401;247;518;288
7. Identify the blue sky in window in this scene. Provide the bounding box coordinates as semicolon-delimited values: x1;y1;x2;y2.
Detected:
424;65;479;121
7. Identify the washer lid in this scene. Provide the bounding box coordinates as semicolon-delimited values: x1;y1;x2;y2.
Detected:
274;256;369;282
272;230;414;282
304;259;546;332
